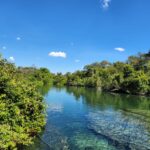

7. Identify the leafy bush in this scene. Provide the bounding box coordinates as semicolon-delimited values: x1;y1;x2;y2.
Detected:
0;58;47;149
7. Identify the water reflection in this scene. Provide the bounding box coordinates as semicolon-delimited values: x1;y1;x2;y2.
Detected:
39;83;53;96
48;103;64;113
27;86;150;150
66;87;150;111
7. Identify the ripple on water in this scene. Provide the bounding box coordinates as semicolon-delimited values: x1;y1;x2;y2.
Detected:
47;103;64;113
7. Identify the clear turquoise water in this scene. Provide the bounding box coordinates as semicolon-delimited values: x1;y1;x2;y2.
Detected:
27;87;150;150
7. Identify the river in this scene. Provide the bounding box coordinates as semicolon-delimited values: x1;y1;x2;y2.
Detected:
26;86;150;150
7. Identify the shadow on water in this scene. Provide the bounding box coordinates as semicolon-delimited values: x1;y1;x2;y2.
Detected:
26;86;150;150
65;86;150;111
39;83;53;96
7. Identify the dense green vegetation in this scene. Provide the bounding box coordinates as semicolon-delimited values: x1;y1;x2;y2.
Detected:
53;51;150;95
0;51;150;149
0;56;53;149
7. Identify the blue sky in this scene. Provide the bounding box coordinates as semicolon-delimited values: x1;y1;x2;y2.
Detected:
0;0;150;73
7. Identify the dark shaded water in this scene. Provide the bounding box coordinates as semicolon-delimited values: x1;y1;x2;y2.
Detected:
27;87;150;150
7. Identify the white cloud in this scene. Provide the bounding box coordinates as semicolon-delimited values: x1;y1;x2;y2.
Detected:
114;47;125;52
75;59;80;63
48;51;66;58
9;56;15;62
16;37;21;41
101;0;111;9
2;46;6;50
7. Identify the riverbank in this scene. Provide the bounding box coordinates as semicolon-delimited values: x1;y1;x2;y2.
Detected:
53;51;150;96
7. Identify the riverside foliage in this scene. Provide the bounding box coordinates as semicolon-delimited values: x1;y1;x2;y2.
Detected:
0;56;53;149
54;51;150;95
1;51;150;149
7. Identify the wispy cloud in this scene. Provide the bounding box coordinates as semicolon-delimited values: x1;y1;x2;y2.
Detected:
48;51;66;58
9;56;15;62
2;46;6;50
75;59;80;63
114;47;125;52
101;0;111;9
16;37;21;41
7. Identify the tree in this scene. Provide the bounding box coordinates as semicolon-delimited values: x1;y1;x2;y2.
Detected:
0;57;47;149
122;71;149;94
62;51;150;95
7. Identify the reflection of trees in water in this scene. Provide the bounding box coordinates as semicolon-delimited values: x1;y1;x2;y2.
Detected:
65;86;150;149
39;83;53;96
65;86;150;111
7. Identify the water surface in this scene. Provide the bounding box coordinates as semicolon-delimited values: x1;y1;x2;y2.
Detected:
27;87;150;150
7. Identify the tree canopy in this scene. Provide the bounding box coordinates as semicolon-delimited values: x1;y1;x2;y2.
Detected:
53;51;150;95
